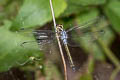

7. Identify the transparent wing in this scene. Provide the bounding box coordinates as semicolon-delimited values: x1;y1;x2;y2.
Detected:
18;28;56;50
66;16;105;47
33;30;55;45
66;16;101;33
18;28;55;38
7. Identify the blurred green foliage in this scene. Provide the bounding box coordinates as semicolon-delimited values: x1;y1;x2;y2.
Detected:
0;0;120;80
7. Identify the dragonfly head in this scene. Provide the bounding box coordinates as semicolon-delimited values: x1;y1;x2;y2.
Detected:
56;24;64;32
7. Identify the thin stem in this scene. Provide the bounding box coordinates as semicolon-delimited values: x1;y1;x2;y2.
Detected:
97;39;120;67
110;66;120;80
92;24;120;67
49;0;67;80
49;0;57;31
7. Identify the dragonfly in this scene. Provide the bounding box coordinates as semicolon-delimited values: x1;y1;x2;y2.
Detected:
19;16;105;70
19;0;105;72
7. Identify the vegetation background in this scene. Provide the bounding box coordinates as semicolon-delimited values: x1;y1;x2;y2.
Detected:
0;0;120;80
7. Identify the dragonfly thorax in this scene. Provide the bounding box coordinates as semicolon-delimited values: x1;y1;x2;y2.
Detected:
56;24;68;45
60;30;68;45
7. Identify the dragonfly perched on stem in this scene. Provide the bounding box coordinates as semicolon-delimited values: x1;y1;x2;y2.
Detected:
19;16;105;69
18;0;106;79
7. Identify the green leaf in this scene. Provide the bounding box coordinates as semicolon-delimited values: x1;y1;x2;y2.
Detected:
62;1;89;16
0;20;43;72
104;1;120;32
69;0;106;6
62;0;106;16
10;0;67;31
0;0;23;22
76;9;99;25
